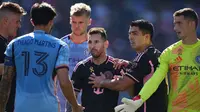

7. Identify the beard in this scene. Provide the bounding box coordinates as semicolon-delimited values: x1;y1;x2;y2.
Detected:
177;34;186;40
91;52;101;58
90;49;103;59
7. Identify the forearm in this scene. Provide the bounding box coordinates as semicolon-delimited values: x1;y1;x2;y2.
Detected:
101;78;127;91
60;80;78;108
0;66;15;112
0;63;3;75
66;91;79;112
127;85;134;97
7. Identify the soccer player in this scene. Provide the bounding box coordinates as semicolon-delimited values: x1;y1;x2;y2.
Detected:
0;2;26;112
0;2;83;112
114;8;200;112
89;20;168;112
72;27;121;112
60;3;91;112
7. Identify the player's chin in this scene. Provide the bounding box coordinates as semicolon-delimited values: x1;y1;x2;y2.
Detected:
91;53;100;58
74;31;84;36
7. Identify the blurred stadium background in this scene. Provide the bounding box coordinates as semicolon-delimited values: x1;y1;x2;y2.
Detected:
1;0;200;60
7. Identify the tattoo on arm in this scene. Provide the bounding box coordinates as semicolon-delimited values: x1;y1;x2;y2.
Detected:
0;66;15;111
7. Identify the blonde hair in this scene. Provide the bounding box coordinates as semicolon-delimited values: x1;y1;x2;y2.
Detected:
70;3;91;17
0;2;26;15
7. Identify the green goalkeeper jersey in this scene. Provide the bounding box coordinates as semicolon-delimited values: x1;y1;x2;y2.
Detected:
139;40;200;112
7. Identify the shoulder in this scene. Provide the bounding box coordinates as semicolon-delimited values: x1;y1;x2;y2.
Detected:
145;46;161;59
107;55;115;63
74;56;92;71
161;40;182;56
9;33;33;45
61;34;70;42
81;56;93;65
45;34;68;47
133;46;160;65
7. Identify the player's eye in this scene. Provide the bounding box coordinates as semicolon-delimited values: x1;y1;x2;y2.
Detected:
95;40;99;43
72;21;77;24
88;40;92;44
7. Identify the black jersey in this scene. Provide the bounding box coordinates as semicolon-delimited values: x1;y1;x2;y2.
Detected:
125;45;168;112
72;56;121;112
0;35;15;112
0;35;8;63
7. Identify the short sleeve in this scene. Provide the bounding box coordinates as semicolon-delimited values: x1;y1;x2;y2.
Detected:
71;62;84;92
4;40;14;58
55;45;70;69
4;40;15;66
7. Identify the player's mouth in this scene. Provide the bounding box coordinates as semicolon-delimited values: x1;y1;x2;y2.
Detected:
130;41;135;46
176;31;181;35
91;49;98;53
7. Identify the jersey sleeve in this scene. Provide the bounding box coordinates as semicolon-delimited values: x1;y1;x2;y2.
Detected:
55;45;70;70
124;56;152;83
4;40;15;66
71;62;84;92
139;48;170;101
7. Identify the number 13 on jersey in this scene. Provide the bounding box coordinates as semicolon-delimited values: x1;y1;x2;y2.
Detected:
21;51;49;77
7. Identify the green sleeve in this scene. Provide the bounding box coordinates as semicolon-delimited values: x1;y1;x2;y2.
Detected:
139;48;170;101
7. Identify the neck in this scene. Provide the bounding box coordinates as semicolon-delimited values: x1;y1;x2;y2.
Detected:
34;26;49;33
182;32;198;45
92;54;107;65
0;28;8;39
136;43;152;53
70;33;87;44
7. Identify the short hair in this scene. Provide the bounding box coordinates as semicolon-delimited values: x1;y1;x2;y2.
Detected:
173;8;198;29
88;27;107;41
30;2;56;26
0;2;26;15
130;19;154;41
70;3;91;17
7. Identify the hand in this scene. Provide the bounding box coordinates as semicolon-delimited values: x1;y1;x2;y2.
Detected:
113;58;129;70
114;104;135;112
72;104;85;112
114;96;143;112
88;72;106;88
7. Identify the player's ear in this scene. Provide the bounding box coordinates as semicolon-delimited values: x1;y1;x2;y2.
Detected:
88;18;92;26
190;20;196;29
69;17;72;25
30;19;35;26
145;34;151;41
2;16;8;26
49;19;53;25
105;40;109;48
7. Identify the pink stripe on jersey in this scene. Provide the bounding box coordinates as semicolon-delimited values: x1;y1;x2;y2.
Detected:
143;60;154;112
73;57;92;72
107;56;115;64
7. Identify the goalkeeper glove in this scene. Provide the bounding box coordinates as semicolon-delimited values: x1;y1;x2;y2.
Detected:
114;95;143;112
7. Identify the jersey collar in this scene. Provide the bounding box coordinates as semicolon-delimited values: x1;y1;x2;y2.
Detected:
0;34;8;44
33;30;46;34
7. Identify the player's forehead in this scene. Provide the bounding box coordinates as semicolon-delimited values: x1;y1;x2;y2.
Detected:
88;34;102;41
71;15;88;21
174;15;185;22
129;26;141;33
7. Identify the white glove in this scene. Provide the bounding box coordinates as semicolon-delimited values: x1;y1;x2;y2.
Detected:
114;96;143;112
114;103;135;112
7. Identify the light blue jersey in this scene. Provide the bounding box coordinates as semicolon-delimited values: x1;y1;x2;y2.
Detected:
58;35;89;112
61;35;89;76
4;30;70;112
